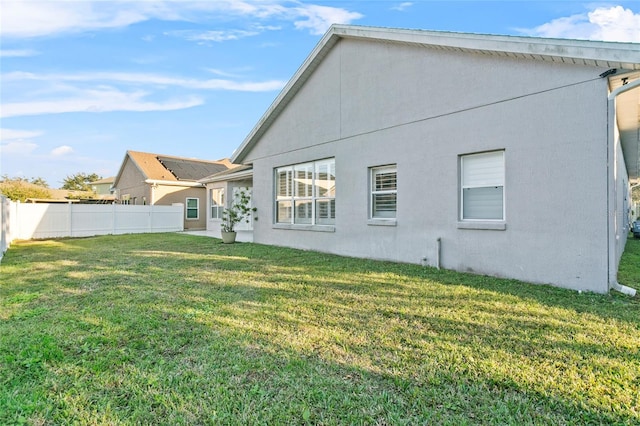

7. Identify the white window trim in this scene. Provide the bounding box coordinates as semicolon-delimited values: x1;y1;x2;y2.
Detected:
369;165;397;223
275;158;335;228
210;188;224;220
186;197;199;220
459;150;506;227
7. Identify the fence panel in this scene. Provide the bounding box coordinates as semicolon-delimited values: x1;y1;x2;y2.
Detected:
1;196;12;259
0;201;184;257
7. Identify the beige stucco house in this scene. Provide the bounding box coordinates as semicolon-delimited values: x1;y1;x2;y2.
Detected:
212;25;639;295
113;151;231;230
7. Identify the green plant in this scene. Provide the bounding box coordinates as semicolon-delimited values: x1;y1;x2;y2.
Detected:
0;178;52;202
220;189;257;232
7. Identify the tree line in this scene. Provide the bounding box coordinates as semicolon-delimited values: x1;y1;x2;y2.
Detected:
0;173;103;202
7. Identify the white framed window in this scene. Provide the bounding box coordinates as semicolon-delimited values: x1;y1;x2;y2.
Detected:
186;197;199;220
460;150;505;221
370;165;397;219
276;158;335;225
210;188;224;219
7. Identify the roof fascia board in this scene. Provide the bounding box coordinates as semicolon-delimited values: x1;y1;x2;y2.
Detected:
333;25;640;66
200;169;254;183
145;179;204;188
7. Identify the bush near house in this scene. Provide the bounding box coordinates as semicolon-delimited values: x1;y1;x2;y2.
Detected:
1;234;638;425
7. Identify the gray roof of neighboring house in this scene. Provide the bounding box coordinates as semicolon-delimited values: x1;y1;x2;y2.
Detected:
156;155;229;181
230;24;640;180
113;151;232;187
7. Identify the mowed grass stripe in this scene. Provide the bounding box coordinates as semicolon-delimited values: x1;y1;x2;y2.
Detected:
1;233;638;425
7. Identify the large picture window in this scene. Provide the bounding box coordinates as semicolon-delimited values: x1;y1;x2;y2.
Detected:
370;165;397;219
210;188;224;219
276;159;335;225
460;151;504;221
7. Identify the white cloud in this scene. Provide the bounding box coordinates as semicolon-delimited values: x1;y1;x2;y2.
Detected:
0;87;204;118
51;145;74;156
0;0;148;38
0;0;362;38
293;4;363;35
0;128;41;155
0;69;286;118
519;6;640;42
0;128;43;141
3;71;286;92
391;2;413;12
166;29;260;42
0;49;39;57
588;6;640;42
1;140;38;155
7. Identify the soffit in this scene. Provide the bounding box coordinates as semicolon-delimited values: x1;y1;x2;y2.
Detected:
610;71;640;181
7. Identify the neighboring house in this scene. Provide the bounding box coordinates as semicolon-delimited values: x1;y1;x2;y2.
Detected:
91;177;115;196
200;165;254;240
220;24;639;295
113;151;231;230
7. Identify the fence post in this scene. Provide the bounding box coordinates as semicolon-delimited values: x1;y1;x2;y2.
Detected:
67;201;73;237
1;196;8;259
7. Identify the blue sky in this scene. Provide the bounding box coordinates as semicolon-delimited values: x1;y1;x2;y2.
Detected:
1;1;639;188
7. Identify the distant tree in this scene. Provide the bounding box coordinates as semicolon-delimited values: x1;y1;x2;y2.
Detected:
61;172;102;191
30;177;49;188
0;176;52;202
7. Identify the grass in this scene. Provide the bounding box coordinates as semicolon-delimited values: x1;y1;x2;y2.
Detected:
1;233;639;425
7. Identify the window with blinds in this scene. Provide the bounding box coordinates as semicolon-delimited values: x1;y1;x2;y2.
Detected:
371;165;397;219
275;158;335;225
460;151;504;220
210;188;224;219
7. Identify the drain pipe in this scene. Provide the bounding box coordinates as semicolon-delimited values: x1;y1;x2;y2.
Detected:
607;78;640;297
436;237;441;270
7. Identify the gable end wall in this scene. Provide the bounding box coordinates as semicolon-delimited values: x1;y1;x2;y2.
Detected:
247;38;612;293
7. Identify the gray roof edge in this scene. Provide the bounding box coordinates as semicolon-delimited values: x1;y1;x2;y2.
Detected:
231;24;640;163
231;28;340;163
199;165;253;183
333;24;640;58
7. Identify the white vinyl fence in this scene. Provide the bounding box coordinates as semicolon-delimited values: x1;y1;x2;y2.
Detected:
1;197;183;260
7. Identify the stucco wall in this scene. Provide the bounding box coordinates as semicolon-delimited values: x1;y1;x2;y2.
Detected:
153;186;207;230
246;38;613;293
114;158;151;205
205;179;254;235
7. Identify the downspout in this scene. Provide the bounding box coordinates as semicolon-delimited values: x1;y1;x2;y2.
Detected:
606;78;640;297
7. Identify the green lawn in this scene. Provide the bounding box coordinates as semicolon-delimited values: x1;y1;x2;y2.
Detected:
1;233;639;425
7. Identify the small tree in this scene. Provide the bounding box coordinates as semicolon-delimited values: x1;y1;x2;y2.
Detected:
30;177;49;188
0;176;52;202
62;172;101;191
221;189;257;233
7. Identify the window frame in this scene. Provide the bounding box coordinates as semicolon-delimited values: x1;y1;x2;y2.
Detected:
275;158;335;228
369;164;397;221
210;188;224;220
186;197;199;220
459;150;505;223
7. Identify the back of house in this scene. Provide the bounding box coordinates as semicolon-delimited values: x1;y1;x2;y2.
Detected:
226;25;640;294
